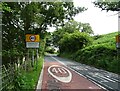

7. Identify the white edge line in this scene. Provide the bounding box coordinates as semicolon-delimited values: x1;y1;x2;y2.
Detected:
36;59;44;91
51;56;108;90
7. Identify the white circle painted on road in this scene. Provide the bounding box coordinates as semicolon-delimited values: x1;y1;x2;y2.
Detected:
48;65;72;83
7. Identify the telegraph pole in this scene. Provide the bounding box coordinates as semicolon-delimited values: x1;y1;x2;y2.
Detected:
117;10;120;60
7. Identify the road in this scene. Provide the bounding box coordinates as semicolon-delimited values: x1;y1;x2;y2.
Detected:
37;54;120;91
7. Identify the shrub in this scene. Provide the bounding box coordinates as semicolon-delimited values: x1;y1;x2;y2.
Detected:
72;43;118;73
59;31;93;53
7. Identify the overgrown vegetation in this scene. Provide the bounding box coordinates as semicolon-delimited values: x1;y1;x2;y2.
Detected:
59;31;93;53
14;57;43;90
59;32;119;74
0;56;43;91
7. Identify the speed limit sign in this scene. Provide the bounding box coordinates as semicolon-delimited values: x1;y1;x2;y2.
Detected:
26;34;40;48
30;35;36;42
26;34;40;42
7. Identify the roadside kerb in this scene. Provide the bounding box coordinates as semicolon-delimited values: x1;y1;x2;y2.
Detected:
36;60;44;90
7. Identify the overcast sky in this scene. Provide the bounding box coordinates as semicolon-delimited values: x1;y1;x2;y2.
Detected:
47;0;118;35
73;0;118;35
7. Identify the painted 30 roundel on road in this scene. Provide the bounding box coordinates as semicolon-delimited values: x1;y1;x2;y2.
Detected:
48;65;72;83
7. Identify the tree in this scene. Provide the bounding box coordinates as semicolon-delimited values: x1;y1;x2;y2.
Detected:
93;0;120;11
2;2;86;64
59;31;93;53
52;20;93;47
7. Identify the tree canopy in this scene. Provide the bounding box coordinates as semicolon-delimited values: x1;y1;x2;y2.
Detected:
59;31;93;53
93;0;120;11
52;20;93;47
2;2;86;64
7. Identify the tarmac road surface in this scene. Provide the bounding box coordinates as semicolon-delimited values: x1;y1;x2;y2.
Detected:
36;54;120;91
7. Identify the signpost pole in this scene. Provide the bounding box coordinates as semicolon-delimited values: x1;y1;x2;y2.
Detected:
32;49;34;67
36;49;38;69
37;49;39;59
26;34;40;68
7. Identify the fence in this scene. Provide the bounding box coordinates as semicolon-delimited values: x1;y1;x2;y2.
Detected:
0;64;15;91
0;58;38;90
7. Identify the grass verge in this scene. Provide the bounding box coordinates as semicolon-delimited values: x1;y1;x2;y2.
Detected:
16;56;44;90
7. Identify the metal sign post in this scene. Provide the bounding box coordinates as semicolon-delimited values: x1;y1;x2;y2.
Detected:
32;50;34;67
26;34;40;68
37;49;39;59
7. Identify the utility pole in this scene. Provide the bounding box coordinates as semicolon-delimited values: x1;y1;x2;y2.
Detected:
117;10;120;60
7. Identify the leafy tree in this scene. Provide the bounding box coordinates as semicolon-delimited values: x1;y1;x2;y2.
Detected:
81;23;93;34
45;32;53;47
93;0;120;11
52;20;93;47
2;2;86;64
59;31;93;53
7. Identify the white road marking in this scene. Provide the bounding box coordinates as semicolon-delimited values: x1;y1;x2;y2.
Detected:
51;56;108;90
58;68;63;73
52;67;58;73
48;65;72;83
60;68;67;74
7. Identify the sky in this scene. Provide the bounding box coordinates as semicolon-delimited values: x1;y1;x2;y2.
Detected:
47;0;118;35
73;0;118;35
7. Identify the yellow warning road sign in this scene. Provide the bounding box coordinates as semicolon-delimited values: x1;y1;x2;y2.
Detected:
26;34;40;42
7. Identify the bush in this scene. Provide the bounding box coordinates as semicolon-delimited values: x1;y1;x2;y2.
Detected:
59;31;93;53
72;43;118;73
60;32;119;74
15;57;44;90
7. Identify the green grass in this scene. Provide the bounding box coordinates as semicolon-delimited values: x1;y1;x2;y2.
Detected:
16;57;44;90
93;32;117;45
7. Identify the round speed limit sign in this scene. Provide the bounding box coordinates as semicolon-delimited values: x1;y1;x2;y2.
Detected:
26;34;40;42
30;35;36;42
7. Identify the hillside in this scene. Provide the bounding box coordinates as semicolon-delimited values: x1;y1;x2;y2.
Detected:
93;32;118;48
61;32;119;74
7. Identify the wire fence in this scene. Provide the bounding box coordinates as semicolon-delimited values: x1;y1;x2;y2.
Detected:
0;64;15;91
0;57;39;91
